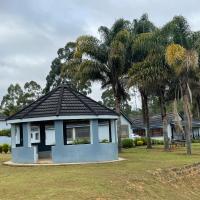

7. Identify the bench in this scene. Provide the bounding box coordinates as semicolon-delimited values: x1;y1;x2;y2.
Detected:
170;139;186;149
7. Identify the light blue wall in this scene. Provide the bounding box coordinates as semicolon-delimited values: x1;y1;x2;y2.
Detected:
12;146;38;163
52;119;118;163
12;122;38;163
12;119;118;164
52;143;118;163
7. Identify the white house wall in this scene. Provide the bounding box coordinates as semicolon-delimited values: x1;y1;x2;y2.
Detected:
120;115;132;137
0;121;10;130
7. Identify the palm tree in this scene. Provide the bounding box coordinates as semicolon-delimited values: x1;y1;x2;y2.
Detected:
163;16;199;155
62;19;133;152
129;14;157;149
166;44;198;155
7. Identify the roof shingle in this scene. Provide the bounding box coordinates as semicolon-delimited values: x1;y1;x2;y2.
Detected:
7;84;117;120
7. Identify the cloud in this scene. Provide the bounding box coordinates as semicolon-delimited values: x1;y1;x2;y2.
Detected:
0;0;200;106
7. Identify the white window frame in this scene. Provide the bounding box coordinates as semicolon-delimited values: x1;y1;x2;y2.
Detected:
31;126;40;143
45;125;55;145
66;124;91;144
15;125;20;145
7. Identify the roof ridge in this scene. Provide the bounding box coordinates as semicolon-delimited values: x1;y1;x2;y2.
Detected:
56;86;64;116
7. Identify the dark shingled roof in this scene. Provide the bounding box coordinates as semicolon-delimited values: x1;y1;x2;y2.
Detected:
7;84;117;121
131;113;200;129
0;113;6;121
131;113;175;130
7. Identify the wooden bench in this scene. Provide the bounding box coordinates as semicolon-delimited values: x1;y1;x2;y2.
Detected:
170;139;186;149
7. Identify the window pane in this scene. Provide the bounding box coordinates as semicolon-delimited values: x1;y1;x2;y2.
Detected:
35;133;39;140
31;126;40;143
65;120;90;145
15;126;20;144
66;128;73;144
98;120;111;143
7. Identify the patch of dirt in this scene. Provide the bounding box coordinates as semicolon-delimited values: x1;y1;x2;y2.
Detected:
148;162;200;184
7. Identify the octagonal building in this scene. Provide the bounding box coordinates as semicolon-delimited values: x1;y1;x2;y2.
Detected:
7;84;118;164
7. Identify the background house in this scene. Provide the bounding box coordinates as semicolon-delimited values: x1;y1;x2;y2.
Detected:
0;113;10;130
131;113;200;140
120;112;133;138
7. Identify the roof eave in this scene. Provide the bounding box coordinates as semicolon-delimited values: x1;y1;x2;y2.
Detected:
7;114;119;124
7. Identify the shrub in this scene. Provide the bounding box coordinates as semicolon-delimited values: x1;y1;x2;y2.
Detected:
2;144;9;153
100;139;109;143
73;139;90;144
122;138;134;148
192;139;200;143
151;139;164;145
0;145;2;153
0;129;11;137
136;140;144;146
157;140;164;145
140;137;147;145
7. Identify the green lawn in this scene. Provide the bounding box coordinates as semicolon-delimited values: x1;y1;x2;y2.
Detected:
1;145;200;200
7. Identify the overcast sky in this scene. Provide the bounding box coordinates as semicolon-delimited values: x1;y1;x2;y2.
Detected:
0;0;200;108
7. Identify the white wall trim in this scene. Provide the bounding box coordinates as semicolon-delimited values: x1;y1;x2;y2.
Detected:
7;115;118;124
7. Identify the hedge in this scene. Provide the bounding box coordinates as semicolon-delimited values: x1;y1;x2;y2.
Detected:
0;129;11;137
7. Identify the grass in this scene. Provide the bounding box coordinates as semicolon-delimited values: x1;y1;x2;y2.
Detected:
1;144;200;199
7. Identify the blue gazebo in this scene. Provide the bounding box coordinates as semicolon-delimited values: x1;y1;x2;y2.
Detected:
7;84;118;164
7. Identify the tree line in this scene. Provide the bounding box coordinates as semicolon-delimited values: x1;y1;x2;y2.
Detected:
1;14;200;155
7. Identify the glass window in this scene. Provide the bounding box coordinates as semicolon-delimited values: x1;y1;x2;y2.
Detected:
66;128;73;144
15;125;21;145
98;120;111;143
31;126;40;143
65;120;90;145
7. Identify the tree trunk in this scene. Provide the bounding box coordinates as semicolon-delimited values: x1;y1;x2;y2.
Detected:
159;92;169;151
196;96;200;119
182;83;192;155
115;96;122;152
140;89;152;149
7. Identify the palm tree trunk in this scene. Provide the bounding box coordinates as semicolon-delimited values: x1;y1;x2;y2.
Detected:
115;96;122;152
159;91;169;151
183;93;192;155
140;89;152;149
182;83;192;155
196;96;200;118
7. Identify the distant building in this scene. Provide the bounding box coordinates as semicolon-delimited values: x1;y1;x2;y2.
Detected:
131;113;200;140
120;112;133;138
0;113;10;130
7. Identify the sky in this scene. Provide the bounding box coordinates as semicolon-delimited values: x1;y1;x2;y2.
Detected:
0;0;200;109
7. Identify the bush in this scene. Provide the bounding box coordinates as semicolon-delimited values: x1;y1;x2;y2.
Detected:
100;139;109;143
192;139;200;143
0;145;2;153
2;144;9;153
136;140;144;146
140;137;147;145
151;139;164;145
0;129;11;137
122;138;134;148
73;139;90;144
